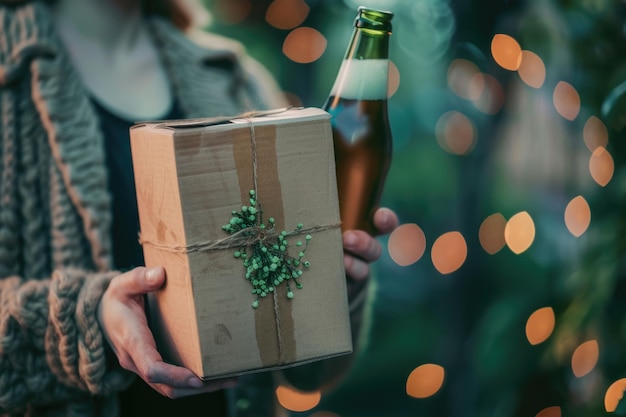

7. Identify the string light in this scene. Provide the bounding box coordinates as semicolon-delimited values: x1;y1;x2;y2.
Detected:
526;307;555;345
571;340;599;378
431;232;467;274
406;364;445;398
275;385;321;412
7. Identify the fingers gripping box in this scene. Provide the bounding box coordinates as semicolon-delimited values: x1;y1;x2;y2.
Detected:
129;107;352;379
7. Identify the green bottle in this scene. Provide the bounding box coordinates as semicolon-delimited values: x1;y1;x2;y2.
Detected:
322;6;393;235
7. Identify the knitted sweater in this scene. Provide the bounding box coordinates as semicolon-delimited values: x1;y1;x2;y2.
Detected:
0;2;370;416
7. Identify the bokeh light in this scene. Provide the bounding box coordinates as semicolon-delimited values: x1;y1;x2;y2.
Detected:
571;340;599;377
265;0;310;30
589;146;614;187
479;213;507;255
275;385;321;412
526;307;555;345
388;223;426;266
431;232;467;274
388;60;400;98
564;195;591;237
406;364;445;399
517;50;546;89
472;73;505;114
213;0;252;25
435;111;476;155
605;378;626;412
491;34;522;71
447;58;484;101
583;116;609;151
282;27;327;64
535;406;561;417
504;211;535;254
553;81;581;121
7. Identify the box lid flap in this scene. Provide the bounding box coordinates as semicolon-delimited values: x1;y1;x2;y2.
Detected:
132;106;330;130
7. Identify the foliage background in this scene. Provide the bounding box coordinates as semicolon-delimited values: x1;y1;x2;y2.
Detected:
201;0;626;415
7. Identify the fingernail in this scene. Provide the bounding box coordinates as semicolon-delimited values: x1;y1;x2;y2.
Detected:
145;267;160;285
187;377;203;388
344;232;357;248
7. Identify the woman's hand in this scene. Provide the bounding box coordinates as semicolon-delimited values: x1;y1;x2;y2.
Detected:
97;266;237;399
342;207;399;280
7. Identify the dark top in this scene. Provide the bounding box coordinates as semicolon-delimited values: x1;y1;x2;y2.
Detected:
92;97;227;417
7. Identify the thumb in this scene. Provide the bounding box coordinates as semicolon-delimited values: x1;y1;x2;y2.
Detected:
142;266;166;291
113;266;165;298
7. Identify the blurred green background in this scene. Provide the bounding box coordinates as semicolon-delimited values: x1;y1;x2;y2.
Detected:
200;0;626;415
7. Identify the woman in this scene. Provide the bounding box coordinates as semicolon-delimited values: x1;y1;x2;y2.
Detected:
0;0;398;416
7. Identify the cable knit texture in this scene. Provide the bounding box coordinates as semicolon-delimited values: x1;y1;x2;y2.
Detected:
0;2;370;417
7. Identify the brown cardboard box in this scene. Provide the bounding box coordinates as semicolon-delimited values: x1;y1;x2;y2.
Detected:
129;107;352;380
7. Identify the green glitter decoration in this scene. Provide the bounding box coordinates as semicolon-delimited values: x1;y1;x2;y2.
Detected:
222;190;312;309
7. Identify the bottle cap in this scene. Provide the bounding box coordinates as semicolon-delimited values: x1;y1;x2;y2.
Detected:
355;6;393;33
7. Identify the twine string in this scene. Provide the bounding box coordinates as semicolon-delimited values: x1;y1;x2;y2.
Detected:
246;116;286;364
139;223;337;254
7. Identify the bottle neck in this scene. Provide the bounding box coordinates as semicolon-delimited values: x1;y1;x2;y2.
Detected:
325;28;390;103
343;27;390;60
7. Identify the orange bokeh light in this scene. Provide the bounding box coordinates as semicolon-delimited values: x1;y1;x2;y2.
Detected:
491;34;522;71
214;0;252;24
535;406;561;417
435;111;476;155
564;195;591;237
282;27;327;64
517;50;546;89
406;364;445;399
571;340;599;377
275;385;321;413
447;58;484;100
583;116;609;152
553;81;581;121
431;232;467;275
479;213;507;255
266;0;310;30
388;223;426;266
589;146;614;187
605;378;626;412
526;307;555;345
388;60;400;98
472;73;505;115
505;211;535;255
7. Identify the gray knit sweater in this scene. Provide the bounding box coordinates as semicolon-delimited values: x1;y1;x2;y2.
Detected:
0;2;371;416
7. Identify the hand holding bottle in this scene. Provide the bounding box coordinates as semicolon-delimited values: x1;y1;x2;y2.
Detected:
342;207;399;280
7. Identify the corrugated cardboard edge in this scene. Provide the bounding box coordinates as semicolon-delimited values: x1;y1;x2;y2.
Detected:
129;126;205;374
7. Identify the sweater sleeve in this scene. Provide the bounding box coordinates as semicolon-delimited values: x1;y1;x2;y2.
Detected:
0;269;133;411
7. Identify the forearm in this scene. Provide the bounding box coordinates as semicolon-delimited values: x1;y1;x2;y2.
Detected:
0;269;133;411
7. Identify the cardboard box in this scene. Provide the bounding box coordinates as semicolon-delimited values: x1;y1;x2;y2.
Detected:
129;107;352;380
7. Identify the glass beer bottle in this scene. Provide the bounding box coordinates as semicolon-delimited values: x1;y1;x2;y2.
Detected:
322;6;393;235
